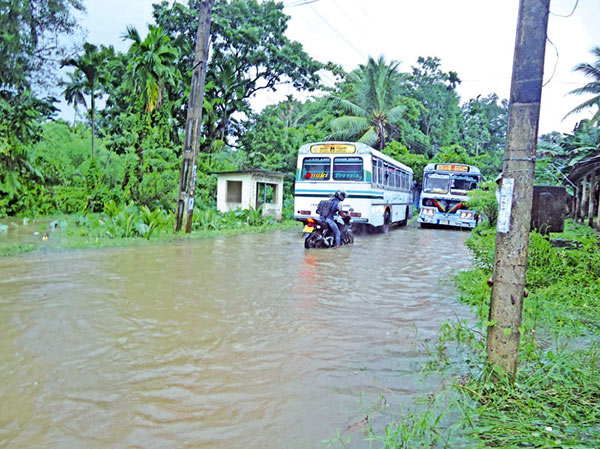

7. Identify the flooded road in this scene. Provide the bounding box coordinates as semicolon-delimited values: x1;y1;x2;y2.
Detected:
0;224;473;449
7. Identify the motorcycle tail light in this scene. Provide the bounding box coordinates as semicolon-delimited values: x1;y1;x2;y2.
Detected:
306;217;315;224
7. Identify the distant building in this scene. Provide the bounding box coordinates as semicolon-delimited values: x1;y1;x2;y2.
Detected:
215;170;285;221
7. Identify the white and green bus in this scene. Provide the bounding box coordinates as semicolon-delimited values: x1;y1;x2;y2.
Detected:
294;141;413;233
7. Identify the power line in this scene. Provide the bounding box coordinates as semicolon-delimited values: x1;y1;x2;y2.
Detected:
308;4;366;60
543;36;559;87
284;0;319;8
348;0;372;21
550;0;579;17
329;0;362;30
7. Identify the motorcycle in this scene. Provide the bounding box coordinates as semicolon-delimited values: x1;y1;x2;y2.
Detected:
303;214;354;249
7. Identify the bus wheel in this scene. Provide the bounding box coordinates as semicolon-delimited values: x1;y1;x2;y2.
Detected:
399;206;409;227
381;211;390;234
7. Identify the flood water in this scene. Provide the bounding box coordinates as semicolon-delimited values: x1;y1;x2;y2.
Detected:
0;224;473;449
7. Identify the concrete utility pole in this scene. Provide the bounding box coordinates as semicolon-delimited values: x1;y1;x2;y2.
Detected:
175;0;214;233
486;0;549;379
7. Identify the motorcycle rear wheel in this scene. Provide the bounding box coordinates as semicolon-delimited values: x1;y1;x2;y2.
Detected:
305;232;324;249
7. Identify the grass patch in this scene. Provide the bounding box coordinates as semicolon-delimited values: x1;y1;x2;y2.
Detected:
0;203;300;257
362;220;600;448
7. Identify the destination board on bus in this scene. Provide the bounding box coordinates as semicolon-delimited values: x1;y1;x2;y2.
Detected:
310;144;356;154
435;164;470;172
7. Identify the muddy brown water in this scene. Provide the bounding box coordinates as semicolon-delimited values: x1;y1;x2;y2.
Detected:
0;224;473;449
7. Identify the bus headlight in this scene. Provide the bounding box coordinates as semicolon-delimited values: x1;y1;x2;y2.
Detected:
460;211;473;219
422;208;436;216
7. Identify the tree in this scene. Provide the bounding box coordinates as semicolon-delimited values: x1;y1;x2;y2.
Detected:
61;43;110;158
565;46;600;124
460;94;508;157
408;56;462;155
240;95;332;173
0;91;56;215
0;0;85;93
122;25;180;114
152;0;323;152
328;56;411;150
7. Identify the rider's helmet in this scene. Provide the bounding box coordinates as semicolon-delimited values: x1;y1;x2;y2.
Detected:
334;190;346;201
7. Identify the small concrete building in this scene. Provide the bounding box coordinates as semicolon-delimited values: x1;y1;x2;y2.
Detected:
215;170;285;221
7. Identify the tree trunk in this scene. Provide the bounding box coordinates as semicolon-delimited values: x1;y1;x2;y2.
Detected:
90;90;96;159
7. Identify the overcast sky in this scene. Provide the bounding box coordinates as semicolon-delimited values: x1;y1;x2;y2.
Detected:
75;0;600;136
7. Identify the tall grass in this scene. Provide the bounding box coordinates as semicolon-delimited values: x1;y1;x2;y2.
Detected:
362;220;600;448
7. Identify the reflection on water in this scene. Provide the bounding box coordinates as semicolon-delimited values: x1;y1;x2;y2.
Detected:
0;224;473;449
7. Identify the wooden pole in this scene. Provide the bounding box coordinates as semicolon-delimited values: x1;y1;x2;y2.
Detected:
580;179;587;223
575;182;581;222
175;0;214;232
486;0;549;380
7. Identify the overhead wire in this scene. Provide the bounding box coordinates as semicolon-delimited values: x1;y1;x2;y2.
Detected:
543;0;580;88
348;0;372;21
308;4;366;60
543;36;559;87
283;0;320;8
549;0;579;17
329;0;362;31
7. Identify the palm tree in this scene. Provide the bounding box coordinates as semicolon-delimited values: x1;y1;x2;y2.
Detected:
62;43;108;158
61;70;87;125
328;56;407;150
122;25;180;114
565;46;600;124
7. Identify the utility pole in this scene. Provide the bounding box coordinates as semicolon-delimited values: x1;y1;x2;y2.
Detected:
486;0;549;380
175;0;214;233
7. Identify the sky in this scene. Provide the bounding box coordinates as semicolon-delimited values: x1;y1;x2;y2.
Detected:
73;0;600;136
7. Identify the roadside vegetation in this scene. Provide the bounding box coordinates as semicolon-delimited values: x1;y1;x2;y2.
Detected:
2;1;597;244
359;220;600;448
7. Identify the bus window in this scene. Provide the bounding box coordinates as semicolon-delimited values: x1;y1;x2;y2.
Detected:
424;173;450;193
384;165;391;186
333;157;363;181
301;157;331;180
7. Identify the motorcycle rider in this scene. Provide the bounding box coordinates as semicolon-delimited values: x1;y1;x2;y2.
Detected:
320;190;349;248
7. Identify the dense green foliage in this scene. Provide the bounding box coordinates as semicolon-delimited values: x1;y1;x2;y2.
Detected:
362;222;600;448
464;180;499;226
0;0;598;227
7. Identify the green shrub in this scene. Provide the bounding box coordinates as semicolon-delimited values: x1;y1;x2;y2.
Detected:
465;180;498;227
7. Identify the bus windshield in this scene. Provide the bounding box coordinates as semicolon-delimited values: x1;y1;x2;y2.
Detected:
423;173;450;193
451;175;479;194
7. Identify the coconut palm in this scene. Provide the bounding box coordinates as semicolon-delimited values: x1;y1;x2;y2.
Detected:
565;46;600;124
328;56;407;150
122;25;180;114
62;43;108;157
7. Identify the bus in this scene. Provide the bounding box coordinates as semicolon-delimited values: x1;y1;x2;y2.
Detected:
417;163;482;229
294;141;413;233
